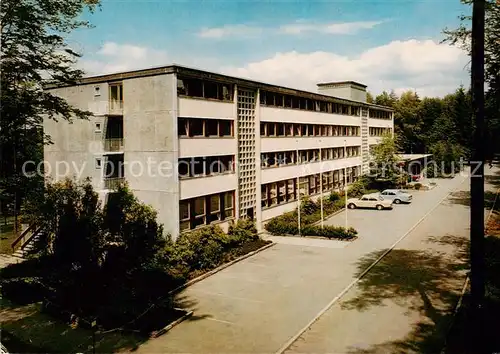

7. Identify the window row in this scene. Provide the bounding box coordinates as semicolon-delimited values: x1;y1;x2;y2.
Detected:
177;77;233;102
178;155;234;178
261;166;361;208
261;146;361;168
369;109;391;120
260;90;361;116
178;118;234;137
260;122;360;137
369;127;392;136
180;191;235;231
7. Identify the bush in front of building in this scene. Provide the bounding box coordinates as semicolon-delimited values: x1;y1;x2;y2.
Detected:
265;197;357;240
302;225;358;240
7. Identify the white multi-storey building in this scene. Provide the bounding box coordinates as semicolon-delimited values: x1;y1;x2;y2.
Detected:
44;65;394;239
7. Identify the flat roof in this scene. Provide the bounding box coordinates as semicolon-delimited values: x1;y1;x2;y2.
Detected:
45;63;393;111
317;81;368;88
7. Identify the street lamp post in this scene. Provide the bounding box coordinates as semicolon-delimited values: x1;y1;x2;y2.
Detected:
344;139;348;229
319;140;324;229
296;140;301;236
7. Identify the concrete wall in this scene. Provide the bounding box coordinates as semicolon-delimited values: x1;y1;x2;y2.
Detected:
44;83;109;189
178;97;234;119
123;73;180;239
179;137;237;158
261;136;361;153
368;118;392;128
261;107;361;126
179;174;237;200
261;157;362;184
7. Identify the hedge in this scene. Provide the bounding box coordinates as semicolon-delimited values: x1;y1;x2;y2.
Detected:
264;192;358;240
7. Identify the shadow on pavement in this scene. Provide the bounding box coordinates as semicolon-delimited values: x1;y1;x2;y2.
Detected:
341;233;469;354
447;190;498;211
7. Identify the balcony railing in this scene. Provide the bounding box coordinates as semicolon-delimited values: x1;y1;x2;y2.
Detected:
109;100;123;115
104;177;125;190
104;138;124;152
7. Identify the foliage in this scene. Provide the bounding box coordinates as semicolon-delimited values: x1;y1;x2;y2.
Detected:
0;0;99;230
329;191;341;202
300;196;319;215
301;225;358;240
442;0;500;159
369;134;404;185
414;183;422;190
265;196;353;239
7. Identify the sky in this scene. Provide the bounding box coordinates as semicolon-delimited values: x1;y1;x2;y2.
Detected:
72;0;472;97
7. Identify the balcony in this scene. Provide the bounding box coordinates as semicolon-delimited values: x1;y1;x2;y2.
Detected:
104;177;125;190
104;138;124;152
109;99;123;115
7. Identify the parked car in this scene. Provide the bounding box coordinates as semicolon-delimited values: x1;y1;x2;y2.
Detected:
347;194;393;210
380;189;413;204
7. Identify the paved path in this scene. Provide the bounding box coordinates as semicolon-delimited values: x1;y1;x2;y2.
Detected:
133;169;484;354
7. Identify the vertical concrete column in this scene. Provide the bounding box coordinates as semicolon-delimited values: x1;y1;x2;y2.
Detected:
233;84;240;220
170;73;180;240
254;89;262;232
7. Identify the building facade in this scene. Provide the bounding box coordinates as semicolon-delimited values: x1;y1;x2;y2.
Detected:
44;65;394;239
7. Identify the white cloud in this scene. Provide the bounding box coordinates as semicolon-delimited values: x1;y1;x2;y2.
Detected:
198;20;384;39
279;21;384;35
198;25;263;39
222;39;469;97
80;42;168;75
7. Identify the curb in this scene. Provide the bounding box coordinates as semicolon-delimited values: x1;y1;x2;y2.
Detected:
168;241;275;296
151;308;194;338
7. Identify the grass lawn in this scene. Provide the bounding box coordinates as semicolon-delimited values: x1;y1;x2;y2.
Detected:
0;217;19;255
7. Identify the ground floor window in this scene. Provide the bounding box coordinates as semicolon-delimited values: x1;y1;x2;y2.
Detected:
179;190;235;231
261;166;361;209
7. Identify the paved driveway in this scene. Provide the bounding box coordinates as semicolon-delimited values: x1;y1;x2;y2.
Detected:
133;172;473;354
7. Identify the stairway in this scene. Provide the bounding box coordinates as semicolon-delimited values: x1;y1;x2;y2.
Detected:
12;234;40;259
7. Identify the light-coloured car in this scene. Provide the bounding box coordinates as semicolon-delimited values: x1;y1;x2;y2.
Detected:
347;194;393;210
380;189;412;204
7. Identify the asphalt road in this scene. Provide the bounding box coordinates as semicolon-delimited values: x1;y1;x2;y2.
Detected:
133;170;481;354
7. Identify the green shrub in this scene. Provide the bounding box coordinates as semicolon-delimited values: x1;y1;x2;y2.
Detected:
265;218;299;235
228;219;258;245
300;225;357;239
347;180;366;198
329;191;341;202
414;183;422;190
301;196;318;215
175;226;229;271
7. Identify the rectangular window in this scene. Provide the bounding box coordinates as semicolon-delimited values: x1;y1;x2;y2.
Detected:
206;119;218;137
219;120;232;136
291;96;300;109
278;181;286;203
261;185;268;208
177;79;187;95
275;94;284;107
268;123;276;136
285;124;293;137
224;192;234;219
270;183;278;205
178;158;190;178
208;194;221;223
287;179;296;201
277;123;285;136
204;81;219;100
95;123;102;133
222;84;232;101
284;95;292;108
193;197;205;228
95;158;102;169
179;201;190;231
190;119;204;137
260;122;267;136
183;78;203;98
178;118;188;136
